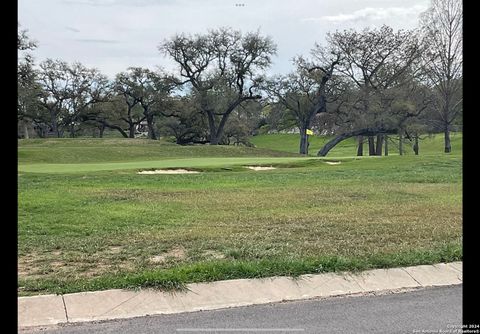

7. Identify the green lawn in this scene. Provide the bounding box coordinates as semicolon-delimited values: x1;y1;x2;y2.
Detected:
18;136;462;295
250;132;463;156
18;138;299;164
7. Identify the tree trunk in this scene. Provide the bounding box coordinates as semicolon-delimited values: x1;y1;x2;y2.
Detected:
384;135;388;156
399;134;404;156
205;106;219;145
35;125;46;138
207;115;220;145
99;124;105;138
210;133;219;145
317;127;397;157
23;123;29;139
129;124;136;138
50;110;60;138
444;127;451;153
205;95;246;145
413;135;419;155
375;134;383;156
299;128;308;155
357;136;363;156
146;114;157;140
368;136;376;155
102;121;128;138
212;110;237;146
69;124;75;138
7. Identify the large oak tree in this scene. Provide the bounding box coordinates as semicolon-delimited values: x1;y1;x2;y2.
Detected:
160;27;276;145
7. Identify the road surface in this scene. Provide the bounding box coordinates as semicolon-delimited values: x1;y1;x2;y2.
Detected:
21;285;462;334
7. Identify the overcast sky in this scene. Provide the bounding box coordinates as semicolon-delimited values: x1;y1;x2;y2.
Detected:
18;0;430;79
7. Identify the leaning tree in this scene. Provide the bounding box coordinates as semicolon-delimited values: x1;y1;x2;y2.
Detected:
316;25;426;156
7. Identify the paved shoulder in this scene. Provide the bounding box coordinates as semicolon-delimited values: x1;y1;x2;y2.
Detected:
20;285;462;334
18;262;462;330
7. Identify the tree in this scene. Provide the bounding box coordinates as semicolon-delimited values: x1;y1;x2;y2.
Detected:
62;62;111;137
79;97;131;138
318;79;433;157
36;60;110;137
221;100;263;146
36;59;70;137
158;94;209;145
257;103;297;134
420;0;462;153
264;48;340;154
113;67;174;140
160;27;277;144
18;24;41;138
317;25;426;156
114;71;146;138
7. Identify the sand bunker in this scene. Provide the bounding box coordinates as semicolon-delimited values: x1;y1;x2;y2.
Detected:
246;166;277;171
325;161;341;165
137;169;200;174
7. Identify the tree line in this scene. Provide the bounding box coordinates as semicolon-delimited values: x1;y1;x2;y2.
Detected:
18;0;462;156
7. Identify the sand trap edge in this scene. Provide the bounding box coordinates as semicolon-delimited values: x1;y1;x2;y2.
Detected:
137;169;200;174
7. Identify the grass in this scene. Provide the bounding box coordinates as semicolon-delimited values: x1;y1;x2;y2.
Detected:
18;138;299;164
17;157;315;174
18;135;462;296
250;132;463;156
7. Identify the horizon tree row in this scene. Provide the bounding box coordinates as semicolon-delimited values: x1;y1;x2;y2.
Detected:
17;0;462;155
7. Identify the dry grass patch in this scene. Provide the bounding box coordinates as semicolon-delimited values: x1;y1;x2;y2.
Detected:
149;246;187;264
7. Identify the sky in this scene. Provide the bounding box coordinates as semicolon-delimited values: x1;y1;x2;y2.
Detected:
18;0;430;80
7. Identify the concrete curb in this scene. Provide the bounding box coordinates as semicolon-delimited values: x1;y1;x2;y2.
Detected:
18;261;462;329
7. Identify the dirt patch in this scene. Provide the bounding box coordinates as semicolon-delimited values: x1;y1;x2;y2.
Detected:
18;256;66;277
325;161;341;165
150;246;186;263
138;169;200;174
77;263;116;278
18;265;31;276
18;253;41;276
246;166;277;171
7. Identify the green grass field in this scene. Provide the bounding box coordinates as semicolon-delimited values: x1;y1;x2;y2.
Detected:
250;132;463;156
18;134;462;296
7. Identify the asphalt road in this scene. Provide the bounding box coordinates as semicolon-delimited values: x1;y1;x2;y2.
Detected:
22;285;462;334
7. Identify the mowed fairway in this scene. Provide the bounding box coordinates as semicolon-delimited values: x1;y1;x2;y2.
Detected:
18;135;462;296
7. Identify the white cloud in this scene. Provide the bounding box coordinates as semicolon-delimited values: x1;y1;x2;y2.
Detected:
303;4;428;23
